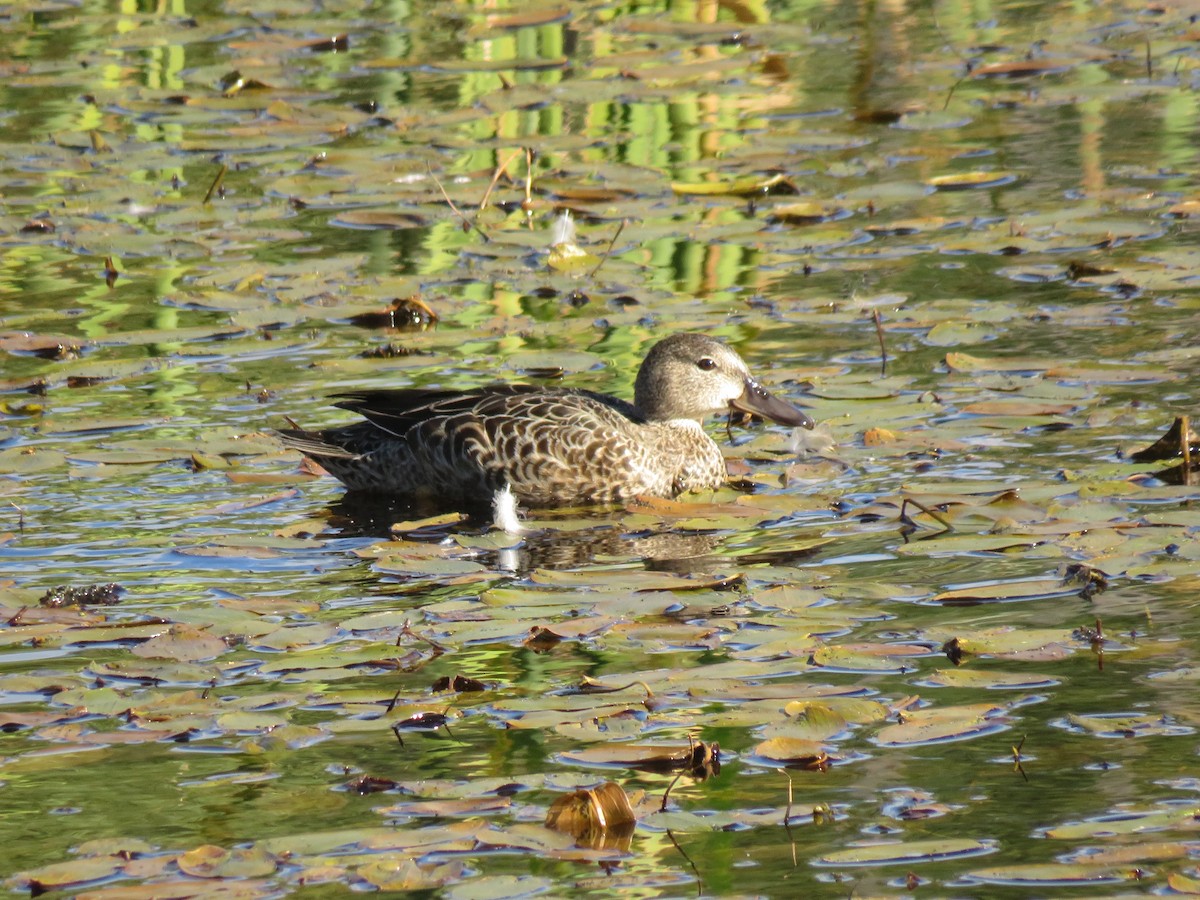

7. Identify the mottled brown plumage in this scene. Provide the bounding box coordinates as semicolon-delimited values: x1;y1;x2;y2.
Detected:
278;333;813;508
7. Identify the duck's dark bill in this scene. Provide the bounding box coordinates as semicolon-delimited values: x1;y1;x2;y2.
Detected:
732;378;814;429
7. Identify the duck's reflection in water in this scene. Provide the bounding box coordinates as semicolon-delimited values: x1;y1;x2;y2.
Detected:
318;493;825;577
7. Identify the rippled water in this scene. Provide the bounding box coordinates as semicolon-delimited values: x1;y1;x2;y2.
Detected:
3;0;1200;896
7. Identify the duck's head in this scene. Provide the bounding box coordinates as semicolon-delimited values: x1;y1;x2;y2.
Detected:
634;333;814;429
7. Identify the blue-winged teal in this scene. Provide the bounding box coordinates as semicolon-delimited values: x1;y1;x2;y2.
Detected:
279;333;813;508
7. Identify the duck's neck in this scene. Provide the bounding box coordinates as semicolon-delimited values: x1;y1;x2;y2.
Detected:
636;393;709;426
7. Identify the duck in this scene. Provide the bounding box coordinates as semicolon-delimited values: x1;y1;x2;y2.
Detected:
278;332;814;508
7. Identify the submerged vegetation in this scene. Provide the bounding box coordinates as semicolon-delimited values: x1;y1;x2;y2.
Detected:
3;0;1200;896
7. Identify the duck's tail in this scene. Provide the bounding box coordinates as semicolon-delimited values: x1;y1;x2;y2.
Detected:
275;428;359;461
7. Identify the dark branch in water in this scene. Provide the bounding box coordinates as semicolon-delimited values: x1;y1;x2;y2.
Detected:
202;164;227;203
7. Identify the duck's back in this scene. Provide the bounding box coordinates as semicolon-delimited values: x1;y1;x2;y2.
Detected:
280;385;726;507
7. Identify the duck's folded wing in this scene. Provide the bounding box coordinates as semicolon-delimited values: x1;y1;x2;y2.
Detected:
332;385;548;437
463;392;664;503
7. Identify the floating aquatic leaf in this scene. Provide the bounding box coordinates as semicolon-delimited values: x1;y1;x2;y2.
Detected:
923;320;999;346
930;627;1077;660
331;210;428;230
962;863;1130;886
0;447;65;474
931;577;1083;604
874;702;1011;747
918;668;1059;690
895;111;974;130
671;173;798;197
769;201;845;224
959;399;1078;417
810;642;930;673
357;858;470;892
1169;870;1200;894
445;875;562;900
1058;712;1194;738
895;533;1050;556
973;59;1077;78
787;697;886;726
0;332;87;357
944;352;1051;374
1044;804;1200;841
129;625;229;662
560;740;720;776
251;623;338;650
13;857;124;892
927;171;1018;190
472;5;571;32
177;844;278;879
816;838;995;866
748;736;829;769
546;244;601;275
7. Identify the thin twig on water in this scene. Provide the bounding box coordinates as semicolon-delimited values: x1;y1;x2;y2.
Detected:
524;147;534;207
1181;415;1191;486
900;497;953;532
661;771;682;811
782;770;793;824
427;163;490;243
873;309;888;376
480;148;522;211
588;219;627;278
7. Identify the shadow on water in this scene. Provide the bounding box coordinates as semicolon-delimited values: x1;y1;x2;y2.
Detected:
316;492;828;576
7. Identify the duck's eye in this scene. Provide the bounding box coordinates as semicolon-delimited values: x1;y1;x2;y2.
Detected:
697;357;717;371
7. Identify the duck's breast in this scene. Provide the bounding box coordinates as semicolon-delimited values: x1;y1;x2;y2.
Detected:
637;419;727;496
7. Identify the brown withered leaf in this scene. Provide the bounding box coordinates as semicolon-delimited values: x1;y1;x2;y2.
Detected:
524;625;562;652
347;775;398;794
1129;416;1198;463
348;296;438;330
972;59;1076;78
432;674;487;693
545;781;636;840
